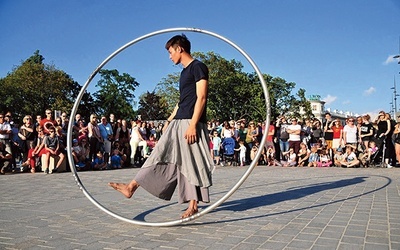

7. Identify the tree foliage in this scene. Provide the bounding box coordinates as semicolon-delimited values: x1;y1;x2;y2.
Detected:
0;50;91;120
93;69;139;119
137;91;169;120
153;51;312;122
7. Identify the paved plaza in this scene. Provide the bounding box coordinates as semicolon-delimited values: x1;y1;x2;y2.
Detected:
0;165;399;250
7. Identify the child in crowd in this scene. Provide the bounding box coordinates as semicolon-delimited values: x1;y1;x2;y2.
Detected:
318;147;332;167
266;146;276;166
42;126;65;174
250;144;259;166
282;148;297;167
308;145;320;167
235;140;246;166
333;147;345;167
92;151;107;170
339;145;360;168
212;130;222;165
110;149;122;169
359;140;378;167
297;142;310;167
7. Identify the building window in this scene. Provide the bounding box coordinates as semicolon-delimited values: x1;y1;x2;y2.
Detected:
312;104;317;111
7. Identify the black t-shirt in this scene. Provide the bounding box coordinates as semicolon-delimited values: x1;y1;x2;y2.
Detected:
174;59;209;123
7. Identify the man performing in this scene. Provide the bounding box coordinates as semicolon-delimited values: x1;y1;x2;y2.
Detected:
109;34;213;219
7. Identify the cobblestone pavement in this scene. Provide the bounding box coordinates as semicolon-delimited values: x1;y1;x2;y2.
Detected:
0;165;399;250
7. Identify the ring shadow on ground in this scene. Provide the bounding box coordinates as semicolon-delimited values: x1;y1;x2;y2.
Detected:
193;175;391;225
132;175;391;224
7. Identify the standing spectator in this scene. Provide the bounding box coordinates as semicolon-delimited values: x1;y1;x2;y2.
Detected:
342;118;358;147
276;116;289;160
0;113;12;162
129;120;147;166
18;115;35;161
329;119;343;151
310;119;324;146
323;112;334;149
40;109;57;135
212;130;222;165
265;120;275;150
0;141;12;174
87;114;102;162
375;112;395;168
60;112;69;135
287;118;301;156
98;116;114;165
358;114;374;151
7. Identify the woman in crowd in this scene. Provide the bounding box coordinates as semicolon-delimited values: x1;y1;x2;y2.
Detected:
375;111;395;168
18;115;35;161
329;118;343;151
87;114;102;162
358;114;374;151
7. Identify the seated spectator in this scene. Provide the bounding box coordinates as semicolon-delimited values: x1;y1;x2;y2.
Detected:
92;151;107;170
110;149;123;169
42;127;65;174
282;147;297;167
333;147;345;167
318;147;332;167
298;142;310;167
265;146;276;166
72;138;87;170
20;126;46;173
308;145;320;167
339;145;360;168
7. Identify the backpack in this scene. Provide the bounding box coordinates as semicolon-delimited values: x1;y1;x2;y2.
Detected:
280;126;289;140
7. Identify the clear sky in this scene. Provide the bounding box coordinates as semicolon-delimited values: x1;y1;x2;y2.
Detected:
1;0;400;118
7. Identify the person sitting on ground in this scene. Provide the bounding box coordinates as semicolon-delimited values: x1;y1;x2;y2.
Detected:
92;151;107;170
110;149;123;169
308;145;320;167
297;142;310;167
282;147;297;167
339;145;360;168
317;147;332;167
333;147;345;167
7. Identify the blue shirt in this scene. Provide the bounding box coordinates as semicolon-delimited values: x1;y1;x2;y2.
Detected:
98;122;113;140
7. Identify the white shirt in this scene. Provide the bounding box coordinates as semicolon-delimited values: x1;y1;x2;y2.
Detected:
343;125;358;143
0;122;11;139
288;124;301;141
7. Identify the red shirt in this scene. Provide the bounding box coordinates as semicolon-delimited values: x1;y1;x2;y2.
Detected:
332;125;342;139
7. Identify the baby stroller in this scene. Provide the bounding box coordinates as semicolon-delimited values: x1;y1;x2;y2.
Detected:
360;136;385;168
222;137;236;166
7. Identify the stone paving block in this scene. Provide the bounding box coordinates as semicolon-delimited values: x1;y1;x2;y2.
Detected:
259;240;288;249
287;239;314;249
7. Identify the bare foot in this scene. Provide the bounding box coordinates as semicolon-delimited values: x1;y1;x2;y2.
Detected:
108;181;138;198
181;207;199;219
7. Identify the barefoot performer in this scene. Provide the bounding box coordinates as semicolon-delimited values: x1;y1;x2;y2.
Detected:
109;34;213;219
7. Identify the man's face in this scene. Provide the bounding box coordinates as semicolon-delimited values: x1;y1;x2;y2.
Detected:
101;117;107;124
168;46;181;65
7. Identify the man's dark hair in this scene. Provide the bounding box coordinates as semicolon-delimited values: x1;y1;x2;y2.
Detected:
165;34;191;54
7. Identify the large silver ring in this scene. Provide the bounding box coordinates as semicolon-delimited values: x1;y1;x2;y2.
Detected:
67;27;271;226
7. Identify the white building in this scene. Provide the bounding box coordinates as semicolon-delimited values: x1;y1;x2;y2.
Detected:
306;95;359;122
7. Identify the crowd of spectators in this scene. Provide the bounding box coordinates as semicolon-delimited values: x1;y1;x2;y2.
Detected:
1;109;399;175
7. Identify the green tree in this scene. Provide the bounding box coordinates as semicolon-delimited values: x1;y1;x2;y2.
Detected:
0;50;89;120
137;91;169;120
155;73;180;115
93;69;139;119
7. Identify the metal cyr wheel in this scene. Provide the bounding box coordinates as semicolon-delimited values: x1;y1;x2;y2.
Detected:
66;27;271;227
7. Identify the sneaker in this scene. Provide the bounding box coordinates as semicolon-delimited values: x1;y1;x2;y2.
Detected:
44;168;49;174
387;164;393;169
